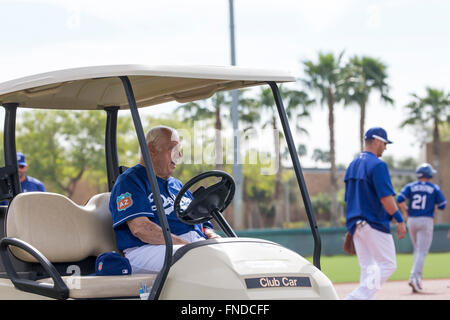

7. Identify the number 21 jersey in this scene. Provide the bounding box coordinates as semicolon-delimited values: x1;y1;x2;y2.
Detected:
397;181;446;218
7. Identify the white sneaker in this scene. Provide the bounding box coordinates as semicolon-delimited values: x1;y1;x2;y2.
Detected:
417;279;423;291
408;279;422;293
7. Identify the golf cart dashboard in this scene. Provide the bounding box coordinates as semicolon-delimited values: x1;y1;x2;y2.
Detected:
171;237;281;265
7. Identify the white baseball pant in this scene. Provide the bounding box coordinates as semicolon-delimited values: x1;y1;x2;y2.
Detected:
123;231;205;274
345;222;397;300
407;216;434;283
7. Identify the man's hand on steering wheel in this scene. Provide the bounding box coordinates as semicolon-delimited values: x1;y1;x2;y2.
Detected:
203;228;221;239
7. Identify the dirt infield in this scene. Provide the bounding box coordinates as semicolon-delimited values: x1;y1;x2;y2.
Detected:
334;278;450;300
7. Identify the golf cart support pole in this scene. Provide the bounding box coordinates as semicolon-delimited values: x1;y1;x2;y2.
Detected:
119;77;172;300
268;82;322;270
211;208;237;238
104;106;120;192
2;103;21;196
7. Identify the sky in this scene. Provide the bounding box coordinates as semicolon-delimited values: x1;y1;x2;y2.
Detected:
0;0;449;168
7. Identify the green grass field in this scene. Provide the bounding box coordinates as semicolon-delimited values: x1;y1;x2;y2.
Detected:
306;252;450;284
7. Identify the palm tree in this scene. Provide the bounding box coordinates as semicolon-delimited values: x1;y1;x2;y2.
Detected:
255;85;313;227
177;89;265;167
176;92;228;170
302;51;345;226
342;56;394;151
401;87;450;190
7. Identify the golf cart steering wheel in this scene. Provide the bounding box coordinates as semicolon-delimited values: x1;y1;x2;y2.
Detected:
174;170;235;225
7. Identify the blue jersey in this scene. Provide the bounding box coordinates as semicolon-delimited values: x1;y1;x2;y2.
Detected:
397;181;446;218
21;176;46;192
344;151;396;235
109;164;212;251
0;176;46;206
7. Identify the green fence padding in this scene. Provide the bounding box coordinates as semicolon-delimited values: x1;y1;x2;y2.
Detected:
231;224;450;257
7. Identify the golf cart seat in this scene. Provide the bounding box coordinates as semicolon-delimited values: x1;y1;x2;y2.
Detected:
4;192;156;299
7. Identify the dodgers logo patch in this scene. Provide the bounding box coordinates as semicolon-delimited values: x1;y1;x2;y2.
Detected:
117;192;133;211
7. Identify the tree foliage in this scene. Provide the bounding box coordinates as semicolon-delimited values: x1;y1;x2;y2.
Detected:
401;87;450;187
13;109;135;197
342;55;394;151
302;51;345;226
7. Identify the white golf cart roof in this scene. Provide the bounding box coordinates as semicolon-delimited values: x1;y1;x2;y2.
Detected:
0;64;295;110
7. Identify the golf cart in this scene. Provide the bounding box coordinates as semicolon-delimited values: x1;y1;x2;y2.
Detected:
0;65;338;300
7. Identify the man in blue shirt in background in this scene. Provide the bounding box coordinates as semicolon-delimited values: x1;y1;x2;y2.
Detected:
344;127;406;300
0;152;46;206
397;163;446;293
16;152;46;192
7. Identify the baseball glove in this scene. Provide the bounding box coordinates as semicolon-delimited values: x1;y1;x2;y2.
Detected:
343;232;356;255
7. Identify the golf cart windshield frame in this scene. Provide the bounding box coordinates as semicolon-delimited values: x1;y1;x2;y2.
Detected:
0;72;321;300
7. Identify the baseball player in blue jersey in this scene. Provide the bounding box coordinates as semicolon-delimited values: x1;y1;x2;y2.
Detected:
109;126;220;273
397;163;446;293
344;127;406;300
16;152;46;192
0;152;46;206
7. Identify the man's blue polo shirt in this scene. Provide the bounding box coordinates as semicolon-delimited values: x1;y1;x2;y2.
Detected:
344;151;396;235
109;164;213;251
21;176;46;192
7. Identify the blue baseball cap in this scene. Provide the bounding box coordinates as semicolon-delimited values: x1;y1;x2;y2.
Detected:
364;127;393;144
17;152;27;166
95;252;132;276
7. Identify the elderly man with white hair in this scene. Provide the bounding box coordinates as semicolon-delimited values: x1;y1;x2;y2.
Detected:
109;125;220;274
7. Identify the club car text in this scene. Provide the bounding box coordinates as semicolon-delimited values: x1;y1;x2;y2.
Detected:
245;276;311;289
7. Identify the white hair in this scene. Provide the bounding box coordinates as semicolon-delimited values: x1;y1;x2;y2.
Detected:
139;126;179;159
145;125;179;148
